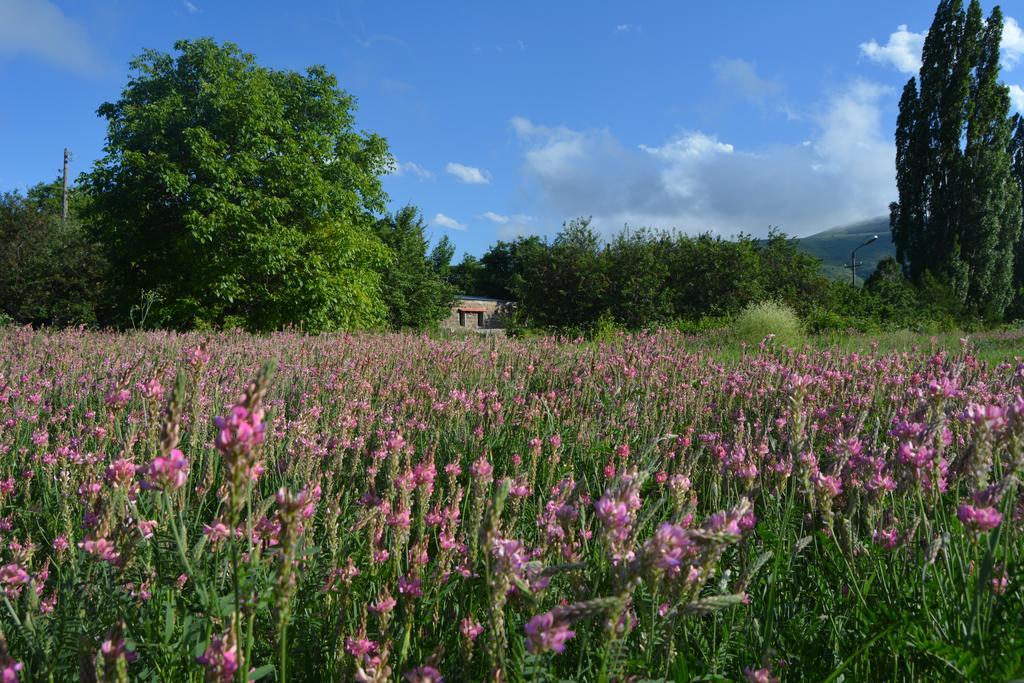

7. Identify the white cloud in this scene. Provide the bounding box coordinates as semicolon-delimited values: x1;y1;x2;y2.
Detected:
1010;84;1024;112
615;24;642;33
860;25;925;74
433;213;466;230
496;215;536;239
481;212;536;237
1004;17;1024;70
713;58;782;105
482;211;509;224
445;162;491;184
392;160;434;180
510;79;895;237
183;1;199;14
0;0;105;75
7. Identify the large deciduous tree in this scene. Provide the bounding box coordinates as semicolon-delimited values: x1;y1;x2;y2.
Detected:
890;1;1022;318
83;39;393;331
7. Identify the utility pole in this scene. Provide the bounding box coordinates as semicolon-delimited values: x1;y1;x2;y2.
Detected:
846;235;879;286
62;148;69;222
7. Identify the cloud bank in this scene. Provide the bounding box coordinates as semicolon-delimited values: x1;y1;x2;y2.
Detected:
511;80;895;237
0;0;105;76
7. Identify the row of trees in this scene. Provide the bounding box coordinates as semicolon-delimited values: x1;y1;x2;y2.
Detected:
891;0;1024;319
5;8;1024;335
1;39;456;332
446;219;967;333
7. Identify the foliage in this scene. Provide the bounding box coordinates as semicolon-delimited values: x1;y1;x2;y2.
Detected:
516;217;611;330
374;206;456;330
448;253;486;296
890;0;1022;317
504;221;834;332
0;182;107;327
0;327;1021;681
81;38;393;332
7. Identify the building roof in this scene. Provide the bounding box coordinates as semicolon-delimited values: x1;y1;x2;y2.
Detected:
455;295;512;303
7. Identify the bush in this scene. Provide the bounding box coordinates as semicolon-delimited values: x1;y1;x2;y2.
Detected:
732;300;804;346
674;314;732;334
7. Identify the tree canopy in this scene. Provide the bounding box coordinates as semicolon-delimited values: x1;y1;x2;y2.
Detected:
890;0;1022;318
82;38;394;331
374;206;457;330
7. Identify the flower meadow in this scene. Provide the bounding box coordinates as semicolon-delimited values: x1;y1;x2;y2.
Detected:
0;327;1022;682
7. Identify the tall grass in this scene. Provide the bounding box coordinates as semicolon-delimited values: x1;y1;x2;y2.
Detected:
731;300;805;347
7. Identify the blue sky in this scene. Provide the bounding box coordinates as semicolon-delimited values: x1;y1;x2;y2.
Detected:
2;1;1023;258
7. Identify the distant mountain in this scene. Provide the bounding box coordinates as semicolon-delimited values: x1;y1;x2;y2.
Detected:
796;216;894;284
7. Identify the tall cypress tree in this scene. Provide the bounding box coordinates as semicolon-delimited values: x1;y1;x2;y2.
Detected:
890;0;1020;317
961;6;1022;315
1010;115;1024;302
891;79;927;280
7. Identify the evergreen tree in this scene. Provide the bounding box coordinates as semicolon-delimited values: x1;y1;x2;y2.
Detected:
429;235;456;284
374;206;457;330
960;6;1022;316
890;1;1020;317
449;254;486;296
1010;114;1024;305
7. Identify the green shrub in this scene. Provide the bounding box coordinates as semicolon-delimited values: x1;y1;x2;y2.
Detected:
732;300;804;346
674;315;732;334
588;311;624;343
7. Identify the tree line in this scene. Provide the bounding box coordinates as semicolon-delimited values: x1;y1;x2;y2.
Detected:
445;220;972;334
4;2;1024;335
1;39;456;332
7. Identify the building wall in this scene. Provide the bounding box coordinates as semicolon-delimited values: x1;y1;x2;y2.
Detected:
441;297;514;333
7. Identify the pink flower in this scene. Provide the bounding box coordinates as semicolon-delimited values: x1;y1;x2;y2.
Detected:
873;528;899;550
52;535;69;553
214;405;266;455
398;575;423;599
142;449;189;491
744;666;779;683
460;618;483;641
403;665;443;682
957;504;1002;532
203;521;232;544
813;473;843;499
105;458;136;488
645;523;695;574
524;611;575;654
0;654;23;683
344;637;379;659
79;538;121;566
370;593;396;614
0;564;30;599
196;632;238;683
100;633;137;664
963;403;1007;431
470;456;493;482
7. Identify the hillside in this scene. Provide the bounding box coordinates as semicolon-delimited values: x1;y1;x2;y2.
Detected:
797;216;894;284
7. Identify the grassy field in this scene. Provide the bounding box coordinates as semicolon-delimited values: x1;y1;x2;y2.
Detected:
0;326;1021;681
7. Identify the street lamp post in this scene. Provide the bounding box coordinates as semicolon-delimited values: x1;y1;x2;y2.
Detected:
849;235;879;286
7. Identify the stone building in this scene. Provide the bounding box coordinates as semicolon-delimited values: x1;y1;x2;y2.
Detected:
442;296;514;333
